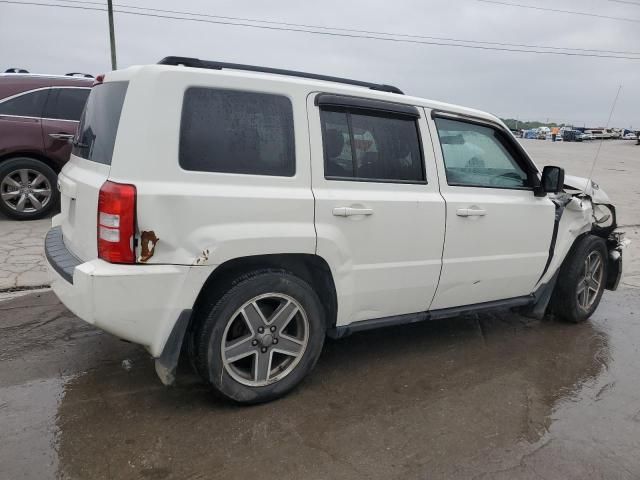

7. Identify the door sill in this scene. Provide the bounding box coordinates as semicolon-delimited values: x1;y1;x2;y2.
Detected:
328;295;534;338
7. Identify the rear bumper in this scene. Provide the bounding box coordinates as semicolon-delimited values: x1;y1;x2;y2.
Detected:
45;227;214;357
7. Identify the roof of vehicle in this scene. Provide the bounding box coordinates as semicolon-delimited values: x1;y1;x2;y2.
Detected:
0;74;93;100
106;62;506;129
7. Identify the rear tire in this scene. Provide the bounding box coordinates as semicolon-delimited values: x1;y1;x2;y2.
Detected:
0;157;58;220
194;269;326;404
551;235;608;323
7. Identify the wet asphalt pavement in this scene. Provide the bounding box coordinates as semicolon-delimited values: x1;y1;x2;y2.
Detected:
1;283;640;479
1;140;640;479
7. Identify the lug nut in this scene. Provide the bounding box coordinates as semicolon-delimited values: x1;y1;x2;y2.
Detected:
261;347;267;353
258;327;264;333
252;339;258;346
272;338;278;344
270;326;276;332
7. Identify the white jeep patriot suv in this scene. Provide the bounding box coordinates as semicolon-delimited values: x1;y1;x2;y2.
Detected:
46;56;625;404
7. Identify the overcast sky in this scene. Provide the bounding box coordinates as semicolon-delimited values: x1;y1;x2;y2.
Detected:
1;0;639;127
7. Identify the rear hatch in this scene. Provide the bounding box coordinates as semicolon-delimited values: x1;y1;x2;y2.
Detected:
57;80;128;260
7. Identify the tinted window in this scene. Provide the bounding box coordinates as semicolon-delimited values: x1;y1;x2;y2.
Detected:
73;82;128;165
320;109;424;182
44;88;90;121
435;118;529;188
179;88;295;176
0;89;49;117
321;110;353;177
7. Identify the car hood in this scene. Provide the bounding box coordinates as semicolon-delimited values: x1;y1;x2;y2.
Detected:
563;174;612;204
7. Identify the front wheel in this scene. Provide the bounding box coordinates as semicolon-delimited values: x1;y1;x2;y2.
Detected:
194;270;326;404
551;235;608;323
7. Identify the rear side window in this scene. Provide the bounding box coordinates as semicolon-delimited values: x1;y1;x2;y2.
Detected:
320;109;425;183
73;82;128;165
0;89;49;117
44;88;90;121
179;88;295;176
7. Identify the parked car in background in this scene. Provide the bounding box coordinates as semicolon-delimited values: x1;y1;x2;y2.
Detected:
581;132;595;141
586;129;604;140
622;132;638;140
45;58;625;404
0;73;92;219
537;126;550;139
562;130;583;142
585;129;618;140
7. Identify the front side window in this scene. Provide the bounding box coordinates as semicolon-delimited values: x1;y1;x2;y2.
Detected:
179;88;295;176
0;89;49;117
44;88;90;121
320;109;424;183
435;117;529;189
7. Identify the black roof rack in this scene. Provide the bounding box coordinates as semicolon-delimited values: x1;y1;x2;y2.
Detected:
4;68;29;73
158;56;404;95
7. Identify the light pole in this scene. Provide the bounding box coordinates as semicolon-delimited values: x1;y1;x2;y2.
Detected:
107;0;117;70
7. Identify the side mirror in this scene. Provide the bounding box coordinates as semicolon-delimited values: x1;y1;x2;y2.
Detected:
541;165;565;194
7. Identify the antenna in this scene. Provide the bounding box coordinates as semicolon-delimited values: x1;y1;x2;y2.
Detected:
584;84;622;195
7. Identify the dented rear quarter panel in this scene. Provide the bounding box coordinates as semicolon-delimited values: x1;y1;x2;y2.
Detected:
107;66;317;266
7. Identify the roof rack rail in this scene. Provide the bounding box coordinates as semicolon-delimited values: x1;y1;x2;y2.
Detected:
158;56;404;95
4;68;29;73
65;72;94;78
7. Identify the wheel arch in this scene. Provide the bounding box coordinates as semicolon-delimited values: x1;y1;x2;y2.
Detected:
0;151;61;173
190;253;338;335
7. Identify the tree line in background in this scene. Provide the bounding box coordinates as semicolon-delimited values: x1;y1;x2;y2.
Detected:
501;118;565;130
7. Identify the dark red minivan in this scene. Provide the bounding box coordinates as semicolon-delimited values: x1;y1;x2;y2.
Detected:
0;73;93;219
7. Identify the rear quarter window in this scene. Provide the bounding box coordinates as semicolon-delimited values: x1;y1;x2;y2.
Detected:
73;81;128;165
179;88;295;176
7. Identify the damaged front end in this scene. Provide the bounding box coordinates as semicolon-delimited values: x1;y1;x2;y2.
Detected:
551;175;626;290
528;175;627;319
525;175;629;318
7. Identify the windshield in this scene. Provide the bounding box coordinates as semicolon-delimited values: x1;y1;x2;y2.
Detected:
73;81;128;165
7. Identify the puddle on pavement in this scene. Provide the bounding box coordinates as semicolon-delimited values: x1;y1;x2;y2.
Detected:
0;377;65;479
1;289;639;479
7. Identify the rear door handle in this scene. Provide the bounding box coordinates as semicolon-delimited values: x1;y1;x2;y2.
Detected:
456;207;486;217
333;207;374;217
49;133;74;141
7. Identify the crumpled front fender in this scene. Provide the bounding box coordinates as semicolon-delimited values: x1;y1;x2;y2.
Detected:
563;174;612;205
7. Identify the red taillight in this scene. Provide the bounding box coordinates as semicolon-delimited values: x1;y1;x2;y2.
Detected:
98;181;136;264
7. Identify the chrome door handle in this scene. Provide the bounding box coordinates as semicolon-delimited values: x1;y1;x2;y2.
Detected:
333;207;374;217
456;207;486;217
49;133;74;141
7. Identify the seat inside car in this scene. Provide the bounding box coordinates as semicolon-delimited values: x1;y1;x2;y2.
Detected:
325;128;350;177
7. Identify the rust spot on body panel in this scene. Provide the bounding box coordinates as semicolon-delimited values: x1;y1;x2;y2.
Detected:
138;231;159;263
194;249;210;265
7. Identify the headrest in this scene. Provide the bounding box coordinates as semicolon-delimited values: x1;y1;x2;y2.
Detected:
325;129;345;158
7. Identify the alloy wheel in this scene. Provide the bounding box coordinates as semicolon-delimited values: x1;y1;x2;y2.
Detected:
576;251;604;310
0;169;52;213
221;293;309;387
